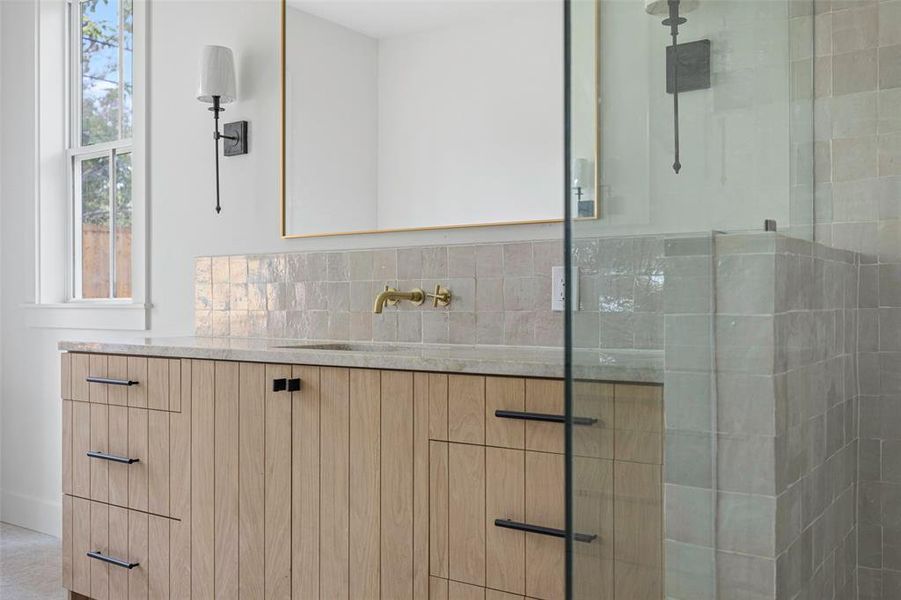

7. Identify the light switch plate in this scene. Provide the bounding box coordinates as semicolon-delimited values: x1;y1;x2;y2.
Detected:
551;266;579;312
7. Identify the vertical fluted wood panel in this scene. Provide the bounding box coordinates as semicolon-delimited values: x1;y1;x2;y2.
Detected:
349;369;381;599
169;360;192;597
413;373;431;599
320;367;350;600
265;364;293;599
292;366;320;600
240;362;266;599
191;360;215;599
381;371;414;600
215;361;240;598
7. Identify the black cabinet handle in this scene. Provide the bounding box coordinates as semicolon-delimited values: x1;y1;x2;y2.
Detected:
87;450;139;464
87;551;139;569
494;410;598;427
86;377;138;387
273;378;287;392
494;519;597;543
288;378;301;392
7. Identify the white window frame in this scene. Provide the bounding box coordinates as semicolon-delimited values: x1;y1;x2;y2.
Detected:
25;0;148;329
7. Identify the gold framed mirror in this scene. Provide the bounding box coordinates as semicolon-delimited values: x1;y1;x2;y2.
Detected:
280;0;599;239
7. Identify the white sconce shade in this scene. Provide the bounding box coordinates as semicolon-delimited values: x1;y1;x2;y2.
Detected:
644;0;698;15
197;45;237;104
572;158;594;190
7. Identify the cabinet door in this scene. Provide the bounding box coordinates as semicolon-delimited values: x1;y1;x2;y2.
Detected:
291;367;429;600
181;360;274;600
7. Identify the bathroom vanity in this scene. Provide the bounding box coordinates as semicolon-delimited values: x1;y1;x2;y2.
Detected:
58;340;663;600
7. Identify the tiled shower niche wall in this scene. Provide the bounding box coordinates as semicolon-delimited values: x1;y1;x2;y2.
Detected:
193;236;665;349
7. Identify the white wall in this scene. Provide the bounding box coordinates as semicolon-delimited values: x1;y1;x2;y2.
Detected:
376;2;564;229
285;1;564;236
285;7;380;233
575;0;797;236
0;0;561;537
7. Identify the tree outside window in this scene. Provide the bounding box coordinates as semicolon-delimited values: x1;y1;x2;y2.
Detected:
74;0;133;299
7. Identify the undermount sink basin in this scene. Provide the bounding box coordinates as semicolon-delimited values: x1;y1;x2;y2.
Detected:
272;342;409;352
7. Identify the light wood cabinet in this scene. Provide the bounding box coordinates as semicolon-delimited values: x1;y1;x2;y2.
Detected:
61;353;663;600
62;496;172;599
62;354;179;518
428;375;662;600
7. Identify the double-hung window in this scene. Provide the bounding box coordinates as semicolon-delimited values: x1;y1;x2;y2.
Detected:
70;0;134;299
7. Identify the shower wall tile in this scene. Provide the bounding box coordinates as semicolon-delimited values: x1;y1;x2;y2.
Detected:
661;232;863;599
717;551;776;599
665;541;716;600
825;7;901;570
833;48;878;96
772;235;861;600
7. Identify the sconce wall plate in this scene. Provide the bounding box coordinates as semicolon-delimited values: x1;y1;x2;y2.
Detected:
223;121;249;156
666;39;711;94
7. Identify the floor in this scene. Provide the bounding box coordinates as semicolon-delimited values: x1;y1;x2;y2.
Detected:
0;521;67;599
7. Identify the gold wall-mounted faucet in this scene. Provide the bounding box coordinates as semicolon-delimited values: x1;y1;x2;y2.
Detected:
372;284;452;313
373;286;424;314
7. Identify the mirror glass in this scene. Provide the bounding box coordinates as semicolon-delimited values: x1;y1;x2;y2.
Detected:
281;0;597;238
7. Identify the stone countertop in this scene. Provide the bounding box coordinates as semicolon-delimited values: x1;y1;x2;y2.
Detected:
58;337;663;384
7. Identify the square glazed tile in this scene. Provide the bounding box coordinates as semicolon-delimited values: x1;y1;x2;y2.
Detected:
422;247;448;279
372;249;397;281
503;243;533;276
229;255;248;284
476;245;504;278
448;245;476;278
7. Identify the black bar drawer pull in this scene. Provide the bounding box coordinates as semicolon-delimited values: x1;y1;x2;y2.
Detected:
87;551;140;569
87;450;139;464
494;410;597;427
273;378;287;392
288;378;301;392
86;376;138;387
495;519;597;544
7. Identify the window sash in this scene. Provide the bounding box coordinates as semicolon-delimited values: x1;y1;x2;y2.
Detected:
69;0;134;301
71;143;132;300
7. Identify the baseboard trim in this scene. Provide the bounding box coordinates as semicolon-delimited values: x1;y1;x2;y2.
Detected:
0;490;61;538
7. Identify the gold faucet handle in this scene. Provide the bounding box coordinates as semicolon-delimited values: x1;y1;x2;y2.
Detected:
383;285;399;307
429;284;452;308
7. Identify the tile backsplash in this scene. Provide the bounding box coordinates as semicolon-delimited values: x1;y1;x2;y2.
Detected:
194;236;665;349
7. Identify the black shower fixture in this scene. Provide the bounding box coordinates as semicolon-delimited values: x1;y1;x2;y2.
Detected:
650;0;711;174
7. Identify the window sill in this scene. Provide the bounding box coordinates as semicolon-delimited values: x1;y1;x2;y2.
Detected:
22;302;150;331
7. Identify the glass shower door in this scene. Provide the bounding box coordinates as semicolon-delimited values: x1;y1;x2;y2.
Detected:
564;0;816;597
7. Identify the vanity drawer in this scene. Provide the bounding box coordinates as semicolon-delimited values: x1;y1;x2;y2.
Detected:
429;374;561;450
64;353;182;411
62;495;172;599
430;442;611;600
430;374;609;457
63;399;172;517
487;378;613;455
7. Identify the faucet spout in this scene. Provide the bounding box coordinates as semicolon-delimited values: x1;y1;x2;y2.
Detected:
373;286;425;314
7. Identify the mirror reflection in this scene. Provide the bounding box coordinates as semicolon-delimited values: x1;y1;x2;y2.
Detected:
282;0;595;238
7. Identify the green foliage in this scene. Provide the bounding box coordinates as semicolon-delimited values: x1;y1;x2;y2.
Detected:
79;0;132;227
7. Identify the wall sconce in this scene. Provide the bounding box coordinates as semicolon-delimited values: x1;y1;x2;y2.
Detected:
572;158;595;217
197;45;248;214
645;0;709;174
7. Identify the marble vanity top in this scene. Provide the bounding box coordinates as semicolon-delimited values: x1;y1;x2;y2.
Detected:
58;337;663;383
